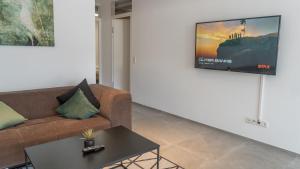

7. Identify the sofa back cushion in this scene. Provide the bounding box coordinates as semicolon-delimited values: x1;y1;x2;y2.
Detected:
0;85;102;120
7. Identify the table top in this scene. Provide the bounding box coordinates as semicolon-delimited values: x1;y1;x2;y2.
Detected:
25;126;159;169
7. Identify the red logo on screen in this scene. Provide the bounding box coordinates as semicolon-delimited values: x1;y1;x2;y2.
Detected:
257;64;271;69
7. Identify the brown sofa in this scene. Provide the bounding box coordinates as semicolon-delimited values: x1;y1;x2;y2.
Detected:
0;84;132;168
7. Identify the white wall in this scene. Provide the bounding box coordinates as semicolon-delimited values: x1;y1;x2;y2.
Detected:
131;0;300;154
0;0;95;92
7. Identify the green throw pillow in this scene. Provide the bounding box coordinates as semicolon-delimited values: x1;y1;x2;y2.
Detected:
56;89;99;119
0;102;27;130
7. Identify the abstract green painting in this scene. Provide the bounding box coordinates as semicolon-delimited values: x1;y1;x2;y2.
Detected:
0;0;54;46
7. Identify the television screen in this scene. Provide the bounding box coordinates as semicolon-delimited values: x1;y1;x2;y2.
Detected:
195;15;281;75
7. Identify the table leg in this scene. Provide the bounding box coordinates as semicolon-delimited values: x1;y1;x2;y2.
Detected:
157;148;160;169
121;161;127;169
24;151;29;169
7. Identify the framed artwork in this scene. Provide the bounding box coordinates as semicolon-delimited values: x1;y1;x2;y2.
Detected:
0;0;55;46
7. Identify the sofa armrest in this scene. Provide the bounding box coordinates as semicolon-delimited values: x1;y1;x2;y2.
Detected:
97;86;132;129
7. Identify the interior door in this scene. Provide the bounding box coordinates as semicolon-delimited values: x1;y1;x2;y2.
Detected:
113;19;130;91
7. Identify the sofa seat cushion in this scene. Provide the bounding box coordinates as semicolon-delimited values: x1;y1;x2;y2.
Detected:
17;116;64;128
10;116;65;148
17;120;61;147
16;115;111;146
0;129;24;168
55;115;111;139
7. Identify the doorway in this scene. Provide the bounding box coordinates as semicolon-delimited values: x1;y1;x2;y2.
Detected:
95;0;132;91
113;17;130;91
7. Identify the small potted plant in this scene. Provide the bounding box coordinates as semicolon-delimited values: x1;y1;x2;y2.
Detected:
82;129;95;148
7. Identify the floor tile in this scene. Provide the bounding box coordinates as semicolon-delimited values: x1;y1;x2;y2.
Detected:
132;103;299;169
161;145;206;169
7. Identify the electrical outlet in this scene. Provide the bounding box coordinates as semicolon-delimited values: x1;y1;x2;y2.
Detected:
245;118;269;128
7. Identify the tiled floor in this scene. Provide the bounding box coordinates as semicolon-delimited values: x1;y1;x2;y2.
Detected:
132;103;300;169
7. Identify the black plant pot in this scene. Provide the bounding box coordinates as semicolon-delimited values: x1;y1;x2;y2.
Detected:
84;139;95;148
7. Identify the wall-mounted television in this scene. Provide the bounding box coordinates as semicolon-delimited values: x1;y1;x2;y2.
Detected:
195;15;281;75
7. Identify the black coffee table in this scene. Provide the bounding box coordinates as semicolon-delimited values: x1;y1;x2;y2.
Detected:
24;126;160;169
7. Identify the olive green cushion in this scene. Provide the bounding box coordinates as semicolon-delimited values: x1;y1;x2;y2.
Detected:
0;102;27;130
56;89;99;119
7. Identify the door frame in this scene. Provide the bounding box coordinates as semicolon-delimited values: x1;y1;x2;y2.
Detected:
95;16;101;84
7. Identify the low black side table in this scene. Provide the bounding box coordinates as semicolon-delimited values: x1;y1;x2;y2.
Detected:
24;126;160;169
